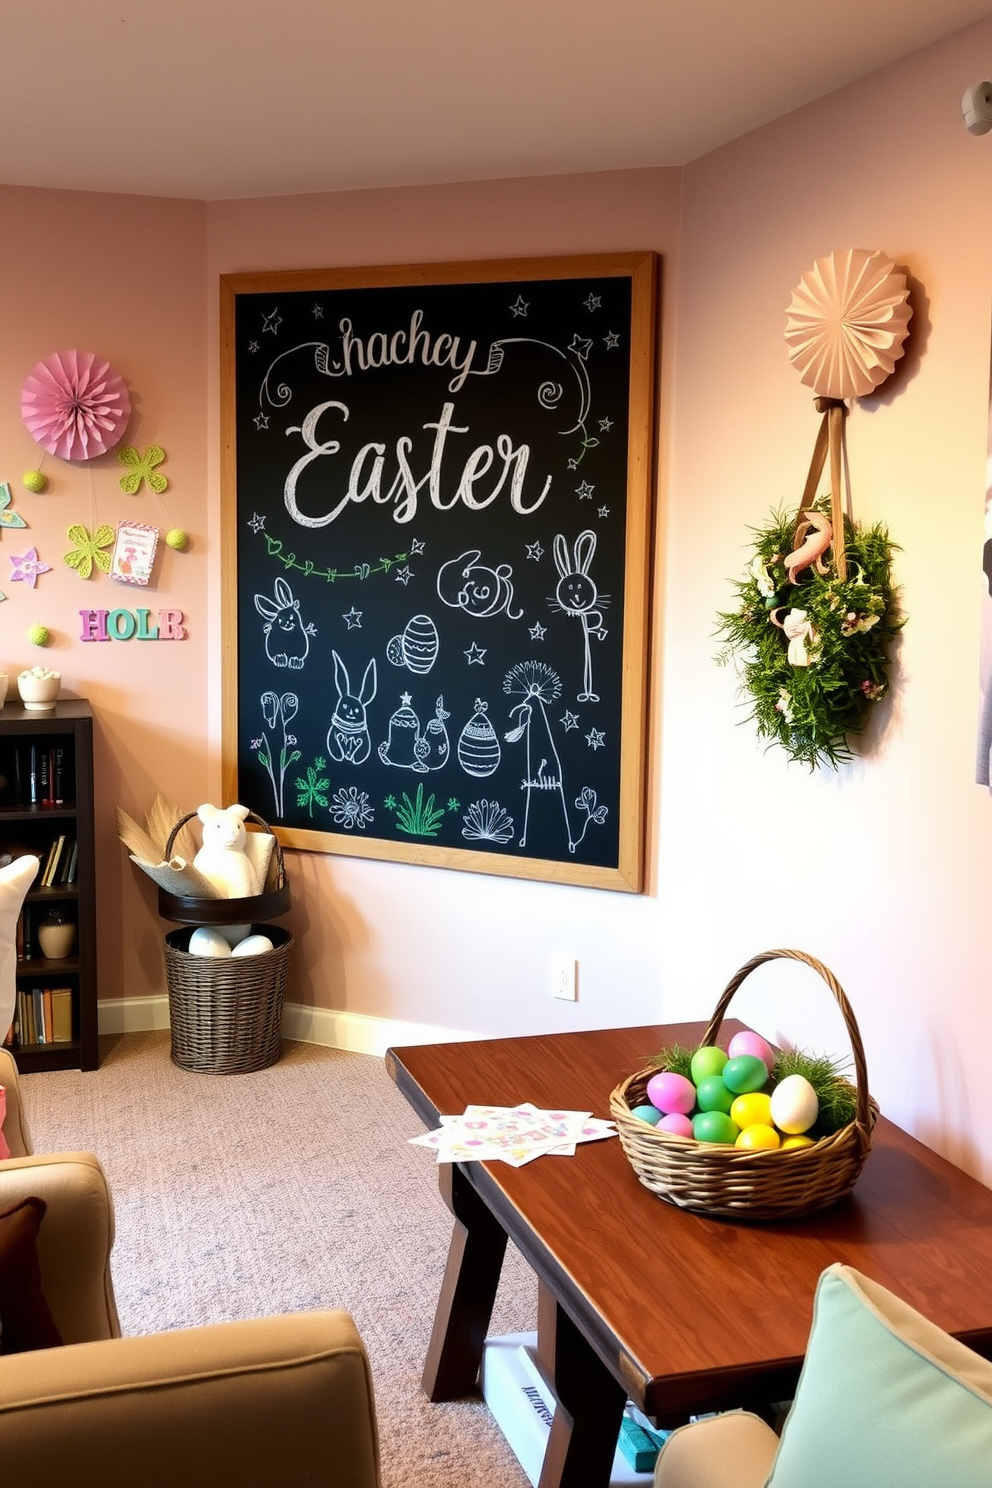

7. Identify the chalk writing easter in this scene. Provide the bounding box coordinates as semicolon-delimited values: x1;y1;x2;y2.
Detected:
284;399;553;528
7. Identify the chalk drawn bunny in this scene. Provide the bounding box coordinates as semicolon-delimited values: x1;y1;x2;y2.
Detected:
254;577;315;669
551;531;609;702
327;651;377;764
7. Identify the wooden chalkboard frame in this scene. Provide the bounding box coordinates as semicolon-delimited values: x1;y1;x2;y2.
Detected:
221;253;658;891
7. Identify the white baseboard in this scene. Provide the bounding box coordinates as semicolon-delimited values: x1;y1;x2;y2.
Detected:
97;995;480;1058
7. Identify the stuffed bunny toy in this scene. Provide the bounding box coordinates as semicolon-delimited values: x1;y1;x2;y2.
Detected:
192;803;260;898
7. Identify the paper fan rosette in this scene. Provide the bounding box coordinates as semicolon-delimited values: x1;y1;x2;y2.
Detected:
784;248;912;400
21;350;131;462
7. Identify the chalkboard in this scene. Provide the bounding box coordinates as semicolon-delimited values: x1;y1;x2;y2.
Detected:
221;254;658;891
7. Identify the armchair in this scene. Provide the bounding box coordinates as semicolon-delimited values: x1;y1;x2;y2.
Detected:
0;1047;382;1487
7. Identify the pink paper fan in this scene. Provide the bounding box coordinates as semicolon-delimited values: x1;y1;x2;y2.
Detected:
20;350;131;462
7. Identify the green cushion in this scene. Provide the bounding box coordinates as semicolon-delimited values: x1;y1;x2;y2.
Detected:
767;1264;992;1488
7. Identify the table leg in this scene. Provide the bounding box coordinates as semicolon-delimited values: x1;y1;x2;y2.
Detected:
422;1163;508;1401
537;1289;627;1488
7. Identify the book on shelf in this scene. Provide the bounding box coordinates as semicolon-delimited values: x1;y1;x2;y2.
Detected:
64;839;78;884
42;835;67;887
50;987;73;1042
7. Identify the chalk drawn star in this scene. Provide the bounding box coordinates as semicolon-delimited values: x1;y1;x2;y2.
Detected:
446;798;460;812
569;334;593;361
249;512;266;533
529;622;547;641
9;546;50;588
464;642;486;665
604;331;620;349
575;480;595;500
394;565;414;586
561;711;580;731
254;412;270;431
586;728;606;750
583;292;602;312
384;795;397;810
510;294;529;317
342;607;362;629
313;304;324;319
598;506;610;519
599;415;613;432
401;692;412;707
262;308;282;335
410;537;425;555
248;340;260;353
526;541;544;561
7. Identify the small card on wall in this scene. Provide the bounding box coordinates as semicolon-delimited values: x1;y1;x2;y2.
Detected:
111;520;159;586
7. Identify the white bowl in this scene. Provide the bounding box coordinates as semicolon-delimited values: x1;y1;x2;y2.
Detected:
18;672;60;710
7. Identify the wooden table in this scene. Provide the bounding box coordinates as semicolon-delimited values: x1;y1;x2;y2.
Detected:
387;1023;992;1488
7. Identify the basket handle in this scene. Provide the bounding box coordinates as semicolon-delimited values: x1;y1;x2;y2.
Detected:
701;948;871;1131
164;810;286;889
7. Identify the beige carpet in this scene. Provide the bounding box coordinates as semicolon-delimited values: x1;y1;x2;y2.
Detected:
23;1031;535;1487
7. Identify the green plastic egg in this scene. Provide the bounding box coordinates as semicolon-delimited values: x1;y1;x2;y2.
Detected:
722;1054;769;1095
692;1111;740;1145
690;1045;728;1085
695;1075;735;1114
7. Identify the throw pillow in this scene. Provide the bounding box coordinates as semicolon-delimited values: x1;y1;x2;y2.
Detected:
766;1263;992;1488
0;854;40;1041
0;1195;63;1353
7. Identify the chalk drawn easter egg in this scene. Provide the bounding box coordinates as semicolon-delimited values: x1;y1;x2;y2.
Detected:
387;614;439;674
457;705;501;778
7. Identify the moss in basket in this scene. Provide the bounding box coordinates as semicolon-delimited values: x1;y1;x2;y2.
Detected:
771;1048;858;1136
645;1044;696;1081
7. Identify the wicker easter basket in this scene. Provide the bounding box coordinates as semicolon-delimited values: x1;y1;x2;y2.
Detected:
608;949;878;1221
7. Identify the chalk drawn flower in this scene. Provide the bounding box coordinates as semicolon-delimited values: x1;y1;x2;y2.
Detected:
296;758;330;817
21;350;131;462
63;524;115;579
462;799;514;844
331;786;374;830
118;445;168;495
9;546;51;588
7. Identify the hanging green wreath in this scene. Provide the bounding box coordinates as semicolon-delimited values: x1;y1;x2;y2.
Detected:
715;500;902;769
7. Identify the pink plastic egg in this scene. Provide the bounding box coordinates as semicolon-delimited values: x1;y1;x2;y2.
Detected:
727;1030;775;1071
657;1112;694;1138
646;1070;696;1115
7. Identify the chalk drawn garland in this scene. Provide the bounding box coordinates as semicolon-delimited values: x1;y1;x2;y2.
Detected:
21;351;131;462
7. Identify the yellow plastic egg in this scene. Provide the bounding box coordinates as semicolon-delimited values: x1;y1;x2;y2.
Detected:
730;1091;773;1130
781;1135;815;1150
735;1123;781;1151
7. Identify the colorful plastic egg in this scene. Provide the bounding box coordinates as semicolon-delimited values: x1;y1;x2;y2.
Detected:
770;1074;819;1134
722;1054;769;1095
692;1111;740;1145
730;1091;773;1130
736;1123;781;1151
631;1103;662;1126
727;1030;775;1071
690;1045;728;1084
657;1112;694;1138
781;1135;815;1150
695;1075;735;1114
645;1070;696;1116
188;926;232;958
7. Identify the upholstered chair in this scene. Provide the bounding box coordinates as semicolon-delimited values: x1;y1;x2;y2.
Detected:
0;1047;382;1487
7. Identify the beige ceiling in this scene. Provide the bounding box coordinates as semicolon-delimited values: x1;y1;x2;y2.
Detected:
1;1;989;200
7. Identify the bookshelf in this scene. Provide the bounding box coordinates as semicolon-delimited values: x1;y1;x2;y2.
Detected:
0;698;98;1071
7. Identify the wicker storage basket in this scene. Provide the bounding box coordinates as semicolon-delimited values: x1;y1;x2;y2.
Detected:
158;811;290;925
609;948;878;1221
164;924;293;1075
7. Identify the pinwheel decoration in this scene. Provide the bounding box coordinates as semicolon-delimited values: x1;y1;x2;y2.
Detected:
21;350;131;462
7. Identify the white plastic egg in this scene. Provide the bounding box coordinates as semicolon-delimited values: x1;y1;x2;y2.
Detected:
770;1074;819;1135
188;926;232;958
231;933;274;957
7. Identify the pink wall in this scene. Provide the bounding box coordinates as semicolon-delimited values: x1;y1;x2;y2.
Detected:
10;13;992;1184
0;187;209;1009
